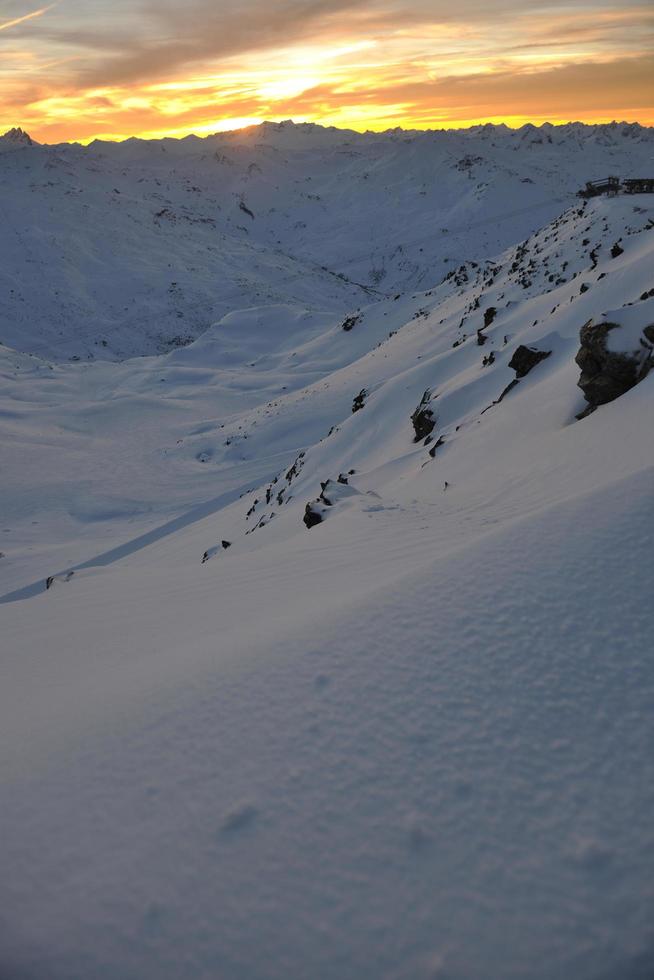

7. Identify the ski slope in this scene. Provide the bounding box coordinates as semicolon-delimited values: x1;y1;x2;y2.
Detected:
1;122;653;979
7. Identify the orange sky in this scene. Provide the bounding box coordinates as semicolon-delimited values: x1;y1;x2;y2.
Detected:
1;1;653;143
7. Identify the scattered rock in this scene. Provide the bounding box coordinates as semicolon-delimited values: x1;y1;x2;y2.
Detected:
304;479;361;528
341;314;361;332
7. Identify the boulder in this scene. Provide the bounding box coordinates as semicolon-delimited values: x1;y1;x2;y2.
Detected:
508;345;551;378
303;503;323;529
575;317;653;415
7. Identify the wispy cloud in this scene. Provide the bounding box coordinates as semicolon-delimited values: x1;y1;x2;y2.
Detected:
0;3;55;33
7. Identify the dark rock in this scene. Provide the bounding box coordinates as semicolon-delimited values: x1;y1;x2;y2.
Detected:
45;570;74;589
480;378;521;416
342;314;361;332
508;345;551;378
610;242;624;258
303;503;323;529
352;388;367;413
319;480;345;506
428;436;445;458
496;378;521;402
411;389;436;442
483;306;497;328
221;540;231;549
575;319;654;415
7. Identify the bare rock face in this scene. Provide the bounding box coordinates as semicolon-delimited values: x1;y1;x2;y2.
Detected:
508;345;551;378
352;388;367;413
575;318;653;416
411;389;436;442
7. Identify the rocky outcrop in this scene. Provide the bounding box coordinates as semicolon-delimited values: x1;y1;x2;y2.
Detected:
575;318;654;416
411;389;436;442
352;389;367;413
479;343;551;416
303;479;361;529
508;345;551;378
303;503;323;529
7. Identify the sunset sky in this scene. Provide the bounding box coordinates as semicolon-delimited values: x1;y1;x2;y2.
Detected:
1;0;653;143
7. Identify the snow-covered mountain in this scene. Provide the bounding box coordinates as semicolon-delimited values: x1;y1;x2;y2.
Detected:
1;122;653;980
1;120;652;359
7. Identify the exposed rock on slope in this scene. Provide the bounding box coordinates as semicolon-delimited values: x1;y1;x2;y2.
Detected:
508;345;551;378
576;304;654;416
411;389;437;442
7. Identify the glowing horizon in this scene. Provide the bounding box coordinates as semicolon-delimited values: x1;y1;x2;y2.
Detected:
1;0;652;144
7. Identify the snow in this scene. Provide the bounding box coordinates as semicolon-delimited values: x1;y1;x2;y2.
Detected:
602;300;654;354
1;120;653;979
1;119;652;360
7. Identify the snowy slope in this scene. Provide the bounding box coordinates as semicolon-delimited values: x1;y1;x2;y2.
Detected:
2;192;651;597
1;123;653;979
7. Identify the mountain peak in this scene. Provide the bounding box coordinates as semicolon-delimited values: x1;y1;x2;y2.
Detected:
1;127;35;146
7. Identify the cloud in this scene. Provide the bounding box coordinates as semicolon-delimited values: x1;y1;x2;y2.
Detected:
2;0;652;140
273;53;654;116
0;3;55;33
43;0;366;86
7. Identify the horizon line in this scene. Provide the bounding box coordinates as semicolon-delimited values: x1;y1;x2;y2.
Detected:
3;116;652;148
